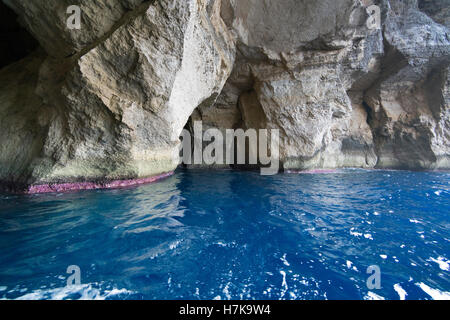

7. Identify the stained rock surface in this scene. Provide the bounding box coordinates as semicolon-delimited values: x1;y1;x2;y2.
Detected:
1;0;234;190
0;0;449;191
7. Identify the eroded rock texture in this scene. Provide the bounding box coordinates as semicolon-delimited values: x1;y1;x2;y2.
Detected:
0;0;449;191
0;0;234;190
365;1;450;169
192;0;450;170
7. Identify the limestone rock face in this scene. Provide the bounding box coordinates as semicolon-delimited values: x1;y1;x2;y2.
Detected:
198;0;384;170
419;0;450;28
0;52;49;188
3;0;148;58
365;0;450;169
0;0;235;188
0;0;449;191
192;0;449;170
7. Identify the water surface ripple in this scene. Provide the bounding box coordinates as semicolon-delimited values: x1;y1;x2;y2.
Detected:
0;169;449;300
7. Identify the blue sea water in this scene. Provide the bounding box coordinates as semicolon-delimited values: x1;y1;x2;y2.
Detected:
0;169;449;300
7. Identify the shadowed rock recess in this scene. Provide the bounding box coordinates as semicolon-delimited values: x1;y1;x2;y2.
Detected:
0;0;449;192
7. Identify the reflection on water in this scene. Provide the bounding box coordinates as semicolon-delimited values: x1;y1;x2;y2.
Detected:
0;169;449;300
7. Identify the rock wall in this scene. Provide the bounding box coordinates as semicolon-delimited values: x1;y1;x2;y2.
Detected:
0;0;234;190
0;0;449;191
365;0;450;169
191;0;450;170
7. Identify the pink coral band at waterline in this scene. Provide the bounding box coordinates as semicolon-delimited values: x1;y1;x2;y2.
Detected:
25;172;174;194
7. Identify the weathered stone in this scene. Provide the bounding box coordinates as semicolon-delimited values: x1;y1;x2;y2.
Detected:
0;0;449;192
195;0;449;170
201;0;384;170
419;0;450;28
0;0;235;190
3;0;148;58
0;51;49;188
364;0;450;169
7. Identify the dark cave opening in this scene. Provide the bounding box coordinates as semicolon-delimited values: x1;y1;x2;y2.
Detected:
0;2;39;69
362;100;374;125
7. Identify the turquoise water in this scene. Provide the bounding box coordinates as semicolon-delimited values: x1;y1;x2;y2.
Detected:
0;169;449;300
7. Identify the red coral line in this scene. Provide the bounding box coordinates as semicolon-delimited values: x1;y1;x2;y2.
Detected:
26;172;174;194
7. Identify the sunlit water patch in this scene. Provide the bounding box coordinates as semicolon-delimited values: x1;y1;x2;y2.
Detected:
0;169;449;300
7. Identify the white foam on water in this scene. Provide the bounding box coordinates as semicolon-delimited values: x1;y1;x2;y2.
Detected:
0;286;6;292
13;284;133;300
279;271;288;299
105;288;133;296
394;284;407;300
263;287;273;295
222;283;232;300
169;240;181;250
345;260;359;272
364;234;373;240
298;279;309;286
409;219;421;224
416;282;450;300
380;254;388;259
434;190;442;196
429;256;450;271
364;291;385;300
350;228;363;237
281;254;290;266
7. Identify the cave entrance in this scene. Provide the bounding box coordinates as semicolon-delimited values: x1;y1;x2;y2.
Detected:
0;2;39;69
179;108;279;174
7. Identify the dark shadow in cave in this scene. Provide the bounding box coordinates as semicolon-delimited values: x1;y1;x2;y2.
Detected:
0;2;39;69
